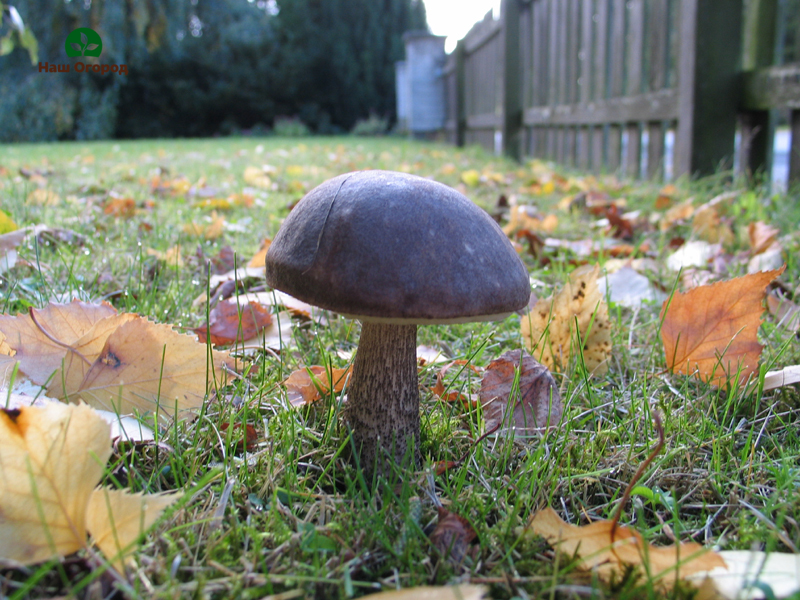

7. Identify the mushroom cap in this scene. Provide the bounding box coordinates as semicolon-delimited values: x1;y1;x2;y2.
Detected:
265;170;530;324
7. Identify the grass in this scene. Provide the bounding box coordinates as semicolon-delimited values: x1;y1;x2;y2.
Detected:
0;135;799;599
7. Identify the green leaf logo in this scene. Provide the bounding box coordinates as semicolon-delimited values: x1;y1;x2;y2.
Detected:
65;28;102;58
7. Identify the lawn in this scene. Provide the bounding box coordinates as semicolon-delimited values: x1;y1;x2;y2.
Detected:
0;136;798;600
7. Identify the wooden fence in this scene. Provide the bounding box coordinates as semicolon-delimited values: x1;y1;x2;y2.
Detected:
443;0;800;182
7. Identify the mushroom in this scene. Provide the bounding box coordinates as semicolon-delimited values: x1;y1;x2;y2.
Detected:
265;170;530;477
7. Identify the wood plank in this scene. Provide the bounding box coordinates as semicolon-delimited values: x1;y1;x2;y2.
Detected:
566;126;577;166
523;88;678;125
520;1;533;110
609;0;625;97
548;0;559;107
742;64;800;109
625;122;642;177
567;0;581;103
594;0;609;101
467;113;501;129
592;125;605;170
608;125;622;171
790;109;800;185
647;121;664;178
534;0;549;107
463;16;502;54
578;126;591;169
503;0;523;159
580;0;593;102
647;0;668;91
626;0;644;95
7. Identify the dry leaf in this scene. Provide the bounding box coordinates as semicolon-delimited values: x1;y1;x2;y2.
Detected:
284;365;352;407
767;291;800;332
748;221;780;255
27;188;61;206
194;299;273;346
666;241;722;271
692;206;735;246
429;506;476;565
522;264;612;374
103;197;136;218
146;246;184;267
243;166;272;188
529;507;726;591
60;317;233;417
502;205;558;237
0;301;118;386
359;585;486;600
598;266;667;307
182;212;225;240
479;349;562;435
86;487;181;571
247;238;272;268
660;198;695;230
660;267;784;387
431;360;483;407
0;403;111;565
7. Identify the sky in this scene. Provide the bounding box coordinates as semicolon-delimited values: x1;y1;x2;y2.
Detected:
422;0;502;52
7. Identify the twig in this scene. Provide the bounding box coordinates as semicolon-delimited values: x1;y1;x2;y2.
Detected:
609;412;665;540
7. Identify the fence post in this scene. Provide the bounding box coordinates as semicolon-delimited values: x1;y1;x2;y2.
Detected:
453;40;466;147
675;0;743;178
741;0;778;180
502;0;522;160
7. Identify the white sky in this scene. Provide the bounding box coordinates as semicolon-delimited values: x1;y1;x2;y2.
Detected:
422;0;502;52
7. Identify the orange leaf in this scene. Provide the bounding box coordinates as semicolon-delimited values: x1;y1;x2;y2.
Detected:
748;221;780;255
104;197;136;218
660;266;785;387
528;507;726;591
284;365;352;407
431;360;483;408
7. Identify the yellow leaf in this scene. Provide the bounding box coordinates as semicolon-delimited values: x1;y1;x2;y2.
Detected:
359;585;487;600
0;300;118;386
146;246;184;267
521;264;611;374
182;212;225;240
460;169;480;187
528;507;726;592
0;403;111;565
285;165;304;177
243;166;272;188
26;189;61;206
0;210;17;234
66;317;233;418
86;487;181;572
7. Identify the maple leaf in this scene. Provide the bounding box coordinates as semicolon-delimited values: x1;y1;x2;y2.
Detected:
479;349;562;435
52;317;233;418
528;507;726;591
0;403;179;569
522;264;612;374
660;266;785;387
0;300;118;386
284;365;352;407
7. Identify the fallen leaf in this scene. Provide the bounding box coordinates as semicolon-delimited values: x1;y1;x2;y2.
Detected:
86;487;181;571
599;266;667;307
429;506;476;565
146;246;184;268
358;585;486;600
54;317;233;417
479;349;562;435
0;403;111;565
0;209;17;234
660;267;785;387
748;241;783;274
666;241;722;271
460;169;480;187
692;206;735;246
660;198;695;231
689;550;800;600
767;291;800;332
502;205;558;237
0;300;118;386
194;299;273;346
26;188;61;206
528;507;726;591
416;345;448;366
748;221;780;255
243;165;272;188
103;197;136;218
284;365;352;407
431;360;483;407
522;264;612;374
247;238;272;268
182;212;225;240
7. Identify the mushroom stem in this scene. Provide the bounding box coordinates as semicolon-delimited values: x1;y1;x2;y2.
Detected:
346;321;420;477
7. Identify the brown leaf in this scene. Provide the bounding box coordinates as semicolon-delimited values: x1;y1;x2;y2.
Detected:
0;300;118;386
522;264;612;374
359;585;487;600
748;221;780;255
220;422;259;450
528;507;726;591
660;266;785;387
431;360;483;408
194;299;273;346
284;365;352;407
429;506;476;565
104;197;136;218
247;238;272;268
767;290;800;332
61;317;233;417
479;349;562;434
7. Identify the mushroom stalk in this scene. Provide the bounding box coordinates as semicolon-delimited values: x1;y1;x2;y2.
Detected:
346;322;420;477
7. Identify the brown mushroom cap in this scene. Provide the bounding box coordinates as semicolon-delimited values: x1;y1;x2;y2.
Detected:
265;170;530;323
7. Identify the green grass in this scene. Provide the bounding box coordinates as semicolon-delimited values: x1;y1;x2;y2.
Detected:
0;136;799;599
